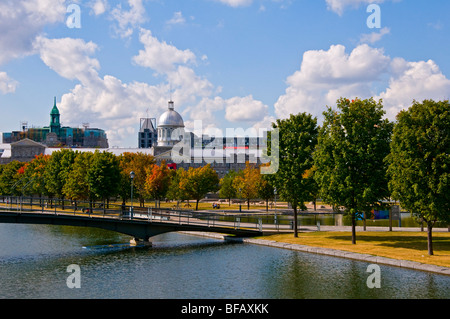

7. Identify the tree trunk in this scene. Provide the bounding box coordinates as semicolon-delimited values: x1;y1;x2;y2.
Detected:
247;199;250;210
351;212;356;244
266;199;268;212
427;221;434;256
293;205;298;238
196;199;199;211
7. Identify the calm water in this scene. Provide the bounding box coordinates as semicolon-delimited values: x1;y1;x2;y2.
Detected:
0;223;448;299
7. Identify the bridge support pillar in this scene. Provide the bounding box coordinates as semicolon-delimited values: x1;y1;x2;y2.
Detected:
130;237;152;247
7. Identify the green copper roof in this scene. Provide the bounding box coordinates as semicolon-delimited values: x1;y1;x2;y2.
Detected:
50;96;60;115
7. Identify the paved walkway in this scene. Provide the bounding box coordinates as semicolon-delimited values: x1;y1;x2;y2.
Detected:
180;229;450;276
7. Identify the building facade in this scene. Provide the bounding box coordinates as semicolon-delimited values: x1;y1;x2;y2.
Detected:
2;98;108;148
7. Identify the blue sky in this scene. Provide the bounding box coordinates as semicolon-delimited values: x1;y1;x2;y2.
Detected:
0;0;449;147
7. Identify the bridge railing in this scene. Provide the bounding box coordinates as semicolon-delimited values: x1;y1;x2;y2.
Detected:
0;195;302;233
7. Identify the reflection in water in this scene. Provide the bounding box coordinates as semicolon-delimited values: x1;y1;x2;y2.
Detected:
0;224;448;299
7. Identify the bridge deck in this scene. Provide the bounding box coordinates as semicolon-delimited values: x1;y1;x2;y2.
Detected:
0;198;295;240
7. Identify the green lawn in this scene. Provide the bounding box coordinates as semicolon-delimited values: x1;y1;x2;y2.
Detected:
260;231;450;268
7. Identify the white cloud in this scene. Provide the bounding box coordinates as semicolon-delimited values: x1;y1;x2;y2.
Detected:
34;36;101;84
133;29;196;74
0;72;19;94
110;0;146;38
0;0;66;65
225;95;269;122
167;11;186;25
217;0;253;7
325;0;387;15
377;58;450;119
360;27;390;44
275;43;450;123
90;0;109;15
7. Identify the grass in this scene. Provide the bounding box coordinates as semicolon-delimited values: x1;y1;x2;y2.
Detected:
259;231;450;268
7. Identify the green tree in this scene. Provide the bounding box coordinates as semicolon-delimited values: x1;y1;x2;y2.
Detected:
386;100;450;255
45;149;77;208
179;164;219;210
166;167;188;206
21;154;50;197
63;151;93;202
269;112;319;237
0;161;27;195
87;151;121;206
257;172;274;212
219;170;237;206
314;98;393;244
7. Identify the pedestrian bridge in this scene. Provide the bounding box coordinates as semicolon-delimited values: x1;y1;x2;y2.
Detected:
0;197;284;245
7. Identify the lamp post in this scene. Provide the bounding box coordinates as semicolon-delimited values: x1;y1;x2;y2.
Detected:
130;171;135;218
274;187;277;230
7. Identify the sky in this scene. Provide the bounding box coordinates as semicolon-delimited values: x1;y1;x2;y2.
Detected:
0;0;449;148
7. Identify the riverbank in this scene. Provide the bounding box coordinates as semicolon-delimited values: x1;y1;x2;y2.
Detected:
180;228;450;276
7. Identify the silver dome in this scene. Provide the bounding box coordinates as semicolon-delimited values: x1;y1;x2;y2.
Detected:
158;101;184;127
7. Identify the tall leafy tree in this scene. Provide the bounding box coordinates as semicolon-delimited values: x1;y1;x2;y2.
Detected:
269;112;318;237
179;164;219;210
21;154;50;197
314;98;393;244
257;172;275;212
63;151;93;202
166;167;188;206
0;161;29;196
144;162;172;207
45;149;77;208
118;152;155;207
386;100;450;255
87;151;121;205
233;162;260;210
219;170;237;206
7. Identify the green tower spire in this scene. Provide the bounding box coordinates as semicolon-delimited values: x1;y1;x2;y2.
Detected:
50;96;61;134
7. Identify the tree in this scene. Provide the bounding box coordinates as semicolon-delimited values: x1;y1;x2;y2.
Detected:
21;154;50;197
63;151;93;202
386;100;450;255
179;164;219;210
45;149;77;208
87;151;121;205
257;172;274;212
233;162;260;210
268;112;318;237
0;161;27;195
166;167;188;206
219;170;237;206
144;162;172;207
314;98;393;244
118;152;155;207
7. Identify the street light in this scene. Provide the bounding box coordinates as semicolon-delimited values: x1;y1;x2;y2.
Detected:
130;171;135;218
274;187;277;230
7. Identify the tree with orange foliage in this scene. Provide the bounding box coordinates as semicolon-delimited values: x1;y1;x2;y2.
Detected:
144;161;172;208
233;162;260;210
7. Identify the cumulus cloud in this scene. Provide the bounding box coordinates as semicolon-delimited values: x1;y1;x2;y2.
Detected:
225;95;269;122
110;0;147;38
0;0;66;65
275;43;450;123
377;58;450;119
275;44;390;119
0;72;19;94
360;27;390;44
133;29;196;74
